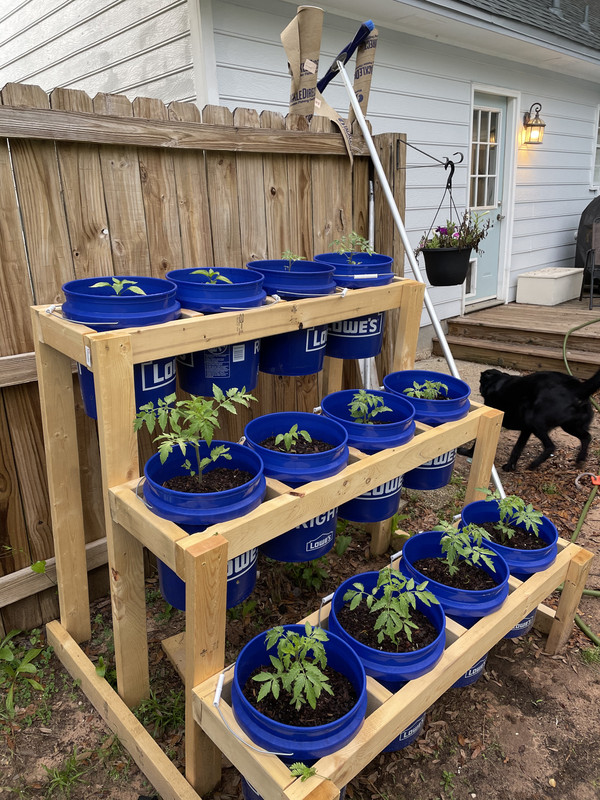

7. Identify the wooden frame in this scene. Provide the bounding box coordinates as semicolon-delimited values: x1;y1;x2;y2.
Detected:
32;279;593;800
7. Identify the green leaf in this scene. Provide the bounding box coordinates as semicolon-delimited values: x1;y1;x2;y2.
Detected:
30;560;47;574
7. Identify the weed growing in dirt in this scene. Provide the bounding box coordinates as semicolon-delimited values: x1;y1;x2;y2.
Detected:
135;688;185;736
580;645;600;665
541;482;559;495
43;746;86;797
284;558;329;592
0;629;45;718
227;598;258;625
439;769;456;798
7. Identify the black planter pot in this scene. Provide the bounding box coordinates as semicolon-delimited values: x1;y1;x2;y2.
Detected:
422;247;472;286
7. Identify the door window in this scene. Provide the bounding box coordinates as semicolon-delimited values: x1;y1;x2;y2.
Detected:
470;109;500;210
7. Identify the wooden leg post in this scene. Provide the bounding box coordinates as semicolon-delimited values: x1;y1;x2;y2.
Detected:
545;547;594;654
463;408;503;505
92;335;150;707
364;517;394;556
32;314;91;642
391;281;425;372
185;534;228;795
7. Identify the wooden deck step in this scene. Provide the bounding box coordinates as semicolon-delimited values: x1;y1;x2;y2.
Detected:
432;334;599;377
432;301;600;377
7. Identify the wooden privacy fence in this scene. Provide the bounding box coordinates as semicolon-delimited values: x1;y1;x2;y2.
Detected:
0;82;407;634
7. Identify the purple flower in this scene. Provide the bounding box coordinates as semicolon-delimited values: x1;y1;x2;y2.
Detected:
436;226;448;235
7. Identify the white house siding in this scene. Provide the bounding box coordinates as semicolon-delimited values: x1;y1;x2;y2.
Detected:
213;0;600;322
0;0;197;102
0;0;597;324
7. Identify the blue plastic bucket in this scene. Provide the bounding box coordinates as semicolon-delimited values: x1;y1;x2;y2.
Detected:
320;390;415;523
244;412;348;561
166;267;265;394
325;311;386;359
248;260;335;376
461;499;558;639
143;442;266;610
328;571;446;686
313;252;394;287
401;531;509;687
384;370;471;490
314;252;392;358
62;276;180;419
460;500;559;580
231;624;367;763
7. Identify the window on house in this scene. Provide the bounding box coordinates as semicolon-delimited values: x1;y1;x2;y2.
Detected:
470;108;500;209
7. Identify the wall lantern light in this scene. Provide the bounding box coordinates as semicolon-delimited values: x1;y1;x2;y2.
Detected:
523;102;546;144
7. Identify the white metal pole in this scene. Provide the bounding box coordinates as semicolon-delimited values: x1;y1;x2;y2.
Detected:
336;60;505;497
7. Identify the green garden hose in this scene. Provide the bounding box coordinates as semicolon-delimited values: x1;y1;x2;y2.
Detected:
562;315;600;414
558;319;600;644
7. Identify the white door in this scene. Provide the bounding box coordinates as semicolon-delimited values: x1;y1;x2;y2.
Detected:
466;93;507;304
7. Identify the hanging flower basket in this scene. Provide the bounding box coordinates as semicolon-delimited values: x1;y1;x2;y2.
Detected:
421;246;472;287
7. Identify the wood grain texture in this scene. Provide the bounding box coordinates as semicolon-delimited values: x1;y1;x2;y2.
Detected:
285;114;314;259
167;101;214;268
133;97;183;279
93;93;151;276
0;136;34;355
50;88;114;281
0;104;369;156
1;83;74;304
203;105;242;268
233;107;268;264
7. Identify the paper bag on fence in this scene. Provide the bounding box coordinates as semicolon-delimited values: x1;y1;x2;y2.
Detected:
280;5;323;116
281;5;354;161
349;28;378;127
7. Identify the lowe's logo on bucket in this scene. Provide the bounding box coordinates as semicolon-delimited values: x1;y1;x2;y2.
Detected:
399;715;425;741
226;548;257;579
306;531;334;553
305;327;327;352
140;359;176;392
329;313;383;338
463;655;487;679
419;449;457;471
361;476;403;500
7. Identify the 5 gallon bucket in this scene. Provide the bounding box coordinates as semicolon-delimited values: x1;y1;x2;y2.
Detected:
62;276;180;419
143;442;265;609
231;624;367;763
401;531;509;686
461;499;558;638
166;267;265;394
320;390;415;523
384;370;471;490
248;260;335;376
314;252;393;358
244;412;348;561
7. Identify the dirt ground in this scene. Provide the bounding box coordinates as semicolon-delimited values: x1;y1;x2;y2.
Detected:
1;358;600;800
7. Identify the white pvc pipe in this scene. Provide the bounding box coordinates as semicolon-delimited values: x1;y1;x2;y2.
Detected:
337;61;505;497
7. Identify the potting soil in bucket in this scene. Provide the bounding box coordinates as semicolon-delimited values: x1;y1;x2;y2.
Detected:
314;252;394;359
142;442;266;610
383;370;471;490
401;531;510;686
61;276;180;419
320;390;415;523
243;412;348;561
247;260;335;375
329;570;445;751
461;499;559;638
231;624;366;800
166;267;266;394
